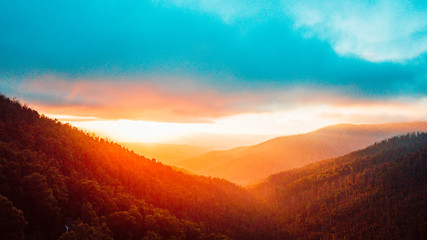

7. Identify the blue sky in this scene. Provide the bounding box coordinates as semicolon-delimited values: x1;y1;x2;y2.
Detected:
0;0;426;147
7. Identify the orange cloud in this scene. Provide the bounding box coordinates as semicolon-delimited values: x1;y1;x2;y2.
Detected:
18;77;265;122
13;75;426;124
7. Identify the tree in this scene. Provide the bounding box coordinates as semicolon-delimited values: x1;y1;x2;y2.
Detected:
0;194;28;240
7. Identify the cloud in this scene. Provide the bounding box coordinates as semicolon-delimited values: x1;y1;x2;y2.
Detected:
284;0;427;62
314;98;427;123
154;0;272;23
0;0;425;99
3;74;425;124
159;0;427;62
5;75;270;122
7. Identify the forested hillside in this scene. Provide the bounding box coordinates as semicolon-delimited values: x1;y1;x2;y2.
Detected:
0;95;274;240
1;94;426;240
251;133;427;239
178;122;427;185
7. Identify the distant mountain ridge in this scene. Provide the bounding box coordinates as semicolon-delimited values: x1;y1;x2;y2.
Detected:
178;122;427;185
250;132;427;239
1;94;426;239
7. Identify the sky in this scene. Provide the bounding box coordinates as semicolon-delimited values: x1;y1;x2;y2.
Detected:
0;0;426;149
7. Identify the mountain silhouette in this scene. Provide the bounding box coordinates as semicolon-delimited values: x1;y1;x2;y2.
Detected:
179;122;427;185
0;94;425;239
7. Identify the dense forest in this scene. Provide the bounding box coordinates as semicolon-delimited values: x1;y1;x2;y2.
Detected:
0;95;274;240
251;133;427;239
0;94;426;239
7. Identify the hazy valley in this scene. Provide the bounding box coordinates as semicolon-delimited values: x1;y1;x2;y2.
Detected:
1;1;426;239
0;95;426;239
174;122;427;185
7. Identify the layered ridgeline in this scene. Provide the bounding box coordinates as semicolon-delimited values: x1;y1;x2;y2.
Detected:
178;122;427;185
1;94;426;240
0;95;274;240
251;133;427;239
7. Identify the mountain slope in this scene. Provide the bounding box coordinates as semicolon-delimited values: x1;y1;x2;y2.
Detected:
0;95;273;240
178;122;427;185
251;133;427;239
1;94;426;240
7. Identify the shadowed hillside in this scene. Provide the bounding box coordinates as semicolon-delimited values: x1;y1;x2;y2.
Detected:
1;94;426;240
0;95;274;240
251;132;427;239
178;122;427;185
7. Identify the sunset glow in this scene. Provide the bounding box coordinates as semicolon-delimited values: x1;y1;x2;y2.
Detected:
43;98;427;149
1;0;426;149
1;1;427;238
